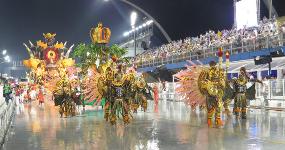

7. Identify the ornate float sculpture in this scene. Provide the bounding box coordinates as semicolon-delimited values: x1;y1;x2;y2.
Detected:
90;22;111;44
23;33;78;117
23;33;75;82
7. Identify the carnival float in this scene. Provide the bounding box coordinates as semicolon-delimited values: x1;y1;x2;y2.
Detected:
74;23;150;125
23;33;79;117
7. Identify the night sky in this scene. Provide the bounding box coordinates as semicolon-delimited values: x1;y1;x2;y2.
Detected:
0;0;284;60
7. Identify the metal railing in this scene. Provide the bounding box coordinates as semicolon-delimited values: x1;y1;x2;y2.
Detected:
151;79;285;110
137;33;285;68
253;79;285;109
0;97;16;147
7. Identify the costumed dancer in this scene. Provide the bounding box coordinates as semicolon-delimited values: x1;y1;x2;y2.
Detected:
153;83;159;112
175;60;225;127
201;61;225;127
232;67;262;119
24;88;31;103
133;76;148;113
222;50;233;116
110;71;131;125
38;87;45;106
15;85;21;105
153;83;159;106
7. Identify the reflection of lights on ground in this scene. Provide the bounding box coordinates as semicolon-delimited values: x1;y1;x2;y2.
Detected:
147;139;159;150
5;101;285;149
30;107;37;116
31;120;41;133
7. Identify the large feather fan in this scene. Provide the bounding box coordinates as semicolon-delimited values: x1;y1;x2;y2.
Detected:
174;61;206;108
82;67;103;105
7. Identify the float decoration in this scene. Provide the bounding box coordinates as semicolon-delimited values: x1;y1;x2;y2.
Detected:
73;23;150;125
23;33;79;117
90;22;111;44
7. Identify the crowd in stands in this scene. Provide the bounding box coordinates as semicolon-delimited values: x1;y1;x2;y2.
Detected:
136;17;285;64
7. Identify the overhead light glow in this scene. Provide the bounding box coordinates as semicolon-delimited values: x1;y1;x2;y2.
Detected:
123;20;153;38
2;50;7;55
146;20;153;25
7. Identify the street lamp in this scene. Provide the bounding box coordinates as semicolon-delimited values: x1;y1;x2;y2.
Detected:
103;0;172;42
130;11;138;57
130;11;137;28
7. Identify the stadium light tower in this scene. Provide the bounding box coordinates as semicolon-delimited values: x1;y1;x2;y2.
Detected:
103;0;172;42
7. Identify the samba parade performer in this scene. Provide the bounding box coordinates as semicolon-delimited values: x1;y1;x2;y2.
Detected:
231;67;262;119
153;83;159;112
175;59;226;127
38;86;45;106
222;50;233;117
200;61;226;127
133;76;148;113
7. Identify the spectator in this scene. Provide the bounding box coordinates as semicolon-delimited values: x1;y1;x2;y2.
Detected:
3;81;12;105
136;17;282;65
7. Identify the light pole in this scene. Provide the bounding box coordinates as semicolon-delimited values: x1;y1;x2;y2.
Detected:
103;0;172;42
269;0;272;19
130;11;137;57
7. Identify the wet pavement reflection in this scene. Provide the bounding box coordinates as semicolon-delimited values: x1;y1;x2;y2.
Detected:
3;100;285;150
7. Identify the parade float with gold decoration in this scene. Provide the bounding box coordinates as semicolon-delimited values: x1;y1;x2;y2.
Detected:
72;23;151;124
23;33;79;117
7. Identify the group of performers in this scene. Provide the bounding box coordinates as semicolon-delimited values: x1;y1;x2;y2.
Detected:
20;23;264;128
82;62;151;125
175;58;262;127
21;23;152;125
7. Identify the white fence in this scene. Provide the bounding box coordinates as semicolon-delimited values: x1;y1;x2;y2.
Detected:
150;79;285;110
253;79;285;109
0;87;16;147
